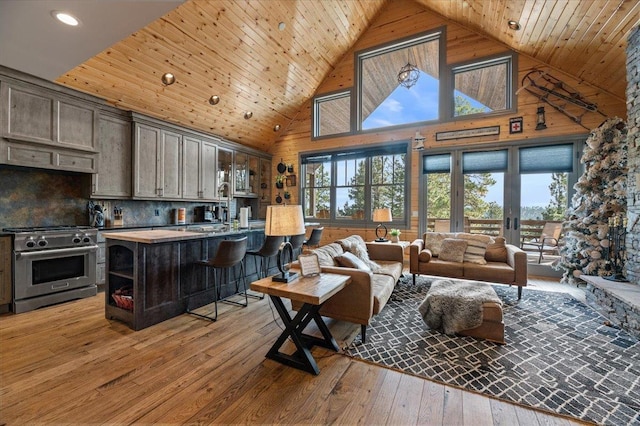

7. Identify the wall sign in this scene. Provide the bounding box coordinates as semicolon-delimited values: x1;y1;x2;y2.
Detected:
436;125;500;141
509;117;523;134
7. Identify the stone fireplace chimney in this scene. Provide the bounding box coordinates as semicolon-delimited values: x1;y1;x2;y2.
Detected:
626;25;640;283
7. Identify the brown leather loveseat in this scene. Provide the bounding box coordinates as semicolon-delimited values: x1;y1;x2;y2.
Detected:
410;232;528;299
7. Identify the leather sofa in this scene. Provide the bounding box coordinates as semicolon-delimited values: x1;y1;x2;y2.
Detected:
410;232;528;299
291;235;404;342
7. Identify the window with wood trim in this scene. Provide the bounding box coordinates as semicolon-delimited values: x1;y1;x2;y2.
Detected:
452;54;516;117
301;143;409;224
313;91;351;138
357;30;443;131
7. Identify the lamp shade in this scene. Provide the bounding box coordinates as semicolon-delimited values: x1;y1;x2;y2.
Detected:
265;205;305;236
373;208;392;223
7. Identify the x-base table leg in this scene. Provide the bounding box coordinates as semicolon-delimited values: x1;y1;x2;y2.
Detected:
266;295;339;375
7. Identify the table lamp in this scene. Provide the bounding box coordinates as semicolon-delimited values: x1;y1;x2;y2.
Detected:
373;207;393;242
265;204;306;282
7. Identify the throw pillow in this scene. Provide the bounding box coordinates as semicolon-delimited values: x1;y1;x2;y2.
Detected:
423;232;449;256
455;233;492;265
345;239;381;272
335;252;371;271
486;237;508;262
438;238;467;263
418;249;432;262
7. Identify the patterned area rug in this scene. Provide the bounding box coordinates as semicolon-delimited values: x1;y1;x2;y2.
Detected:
343;277;640;425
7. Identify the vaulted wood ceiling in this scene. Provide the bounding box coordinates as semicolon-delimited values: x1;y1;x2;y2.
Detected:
55;0;639;152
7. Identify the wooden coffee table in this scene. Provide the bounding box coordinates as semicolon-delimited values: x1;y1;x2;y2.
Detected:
250;273;351;375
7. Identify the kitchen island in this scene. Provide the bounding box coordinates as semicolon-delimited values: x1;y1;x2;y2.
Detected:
104;228;267;330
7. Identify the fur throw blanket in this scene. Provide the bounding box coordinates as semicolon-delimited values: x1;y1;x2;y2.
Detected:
418;280;502;335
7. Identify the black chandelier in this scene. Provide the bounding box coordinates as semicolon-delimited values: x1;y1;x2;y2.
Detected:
397;62;419;89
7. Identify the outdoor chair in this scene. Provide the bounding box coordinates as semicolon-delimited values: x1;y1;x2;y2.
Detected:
521;222;563;263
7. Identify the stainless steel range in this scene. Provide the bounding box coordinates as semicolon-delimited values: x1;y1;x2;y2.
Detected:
3;226;98;313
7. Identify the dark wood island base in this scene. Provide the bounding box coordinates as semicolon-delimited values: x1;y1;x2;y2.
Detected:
105;229;267;330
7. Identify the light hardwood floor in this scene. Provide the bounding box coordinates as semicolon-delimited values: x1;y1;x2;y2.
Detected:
0;277;588;425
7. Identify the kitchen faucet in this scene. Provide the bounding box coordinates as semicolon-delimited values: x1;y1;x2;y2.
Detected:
218;182;231;226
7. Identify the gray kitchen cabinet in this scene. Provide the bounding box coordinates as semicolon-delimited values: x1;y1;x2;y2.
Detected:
96;232;106;287
0;236;11;310
92;112;132;198
201;139;218;199
161;129;182;199
133;122;182;199
0;79;98;172
0;139;97;172
0;78;99;173
182;135;201;200
180;135;218;201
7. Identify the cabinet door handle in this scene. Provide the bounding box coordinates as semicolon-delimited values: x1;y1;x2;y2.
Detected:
506;217;511;230
514;217;519;230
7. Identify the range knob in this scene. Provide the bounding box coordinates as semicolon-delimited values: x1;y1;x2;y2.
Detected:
72;234;82;244
82;233;91;243
25;237;36;248
37;236;48;247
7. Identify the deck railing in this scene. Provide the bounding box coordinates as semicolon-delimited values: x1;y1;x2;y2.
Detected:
426;218;563;245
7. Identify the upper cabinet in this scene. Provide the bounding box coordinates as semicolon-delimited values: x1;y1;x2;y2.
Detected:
182;135;218;200
234;152;259;197
133;122;182;199
218;147;233;198
92;111;132;198
0;77;98;173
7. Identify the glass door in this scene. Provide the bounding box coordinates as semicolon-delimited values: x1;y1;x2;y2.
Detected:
421;141;581;253
461;150;507;237
518;144;575;266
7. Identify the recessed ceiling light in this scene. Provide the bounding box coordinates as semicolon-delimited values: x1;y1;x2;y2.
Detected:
508;20;521;31
161;73;176;85
52;11;80;26
209;95;220;105
278;22;286;31
273;124;281;131
244;111;253;119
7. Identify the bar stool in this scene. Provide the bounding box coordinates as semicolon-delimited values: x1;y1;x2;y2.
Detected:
303;227;324;249
246;235;284;280
187;236;248;322
289;233;305;260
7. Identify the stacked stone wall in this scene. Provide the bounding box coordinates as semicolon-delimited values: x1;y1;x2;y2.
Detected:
626;25;640;283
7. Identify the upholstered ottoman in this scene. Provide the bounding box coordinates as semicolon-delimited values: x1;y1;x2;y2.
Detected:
418;279;505;344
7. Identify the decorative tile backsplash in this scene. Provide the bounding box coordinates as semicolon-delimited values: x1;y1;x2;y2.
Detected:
0;167;257;229
0;167;91;228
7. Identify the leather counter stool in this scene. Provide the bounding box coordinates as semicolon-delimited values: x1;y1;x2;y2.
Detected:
187;236;248;321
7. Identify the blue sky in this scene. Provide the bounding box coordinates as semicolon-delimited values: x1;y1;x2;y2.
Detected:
362;73;556;208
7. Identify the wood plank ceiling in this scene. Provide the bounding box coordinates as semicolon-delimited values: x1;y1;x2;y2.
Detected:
55;0;639;153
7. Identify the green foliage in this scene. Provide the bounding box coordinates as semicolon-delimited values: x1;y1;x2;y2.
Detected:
542;173;568;221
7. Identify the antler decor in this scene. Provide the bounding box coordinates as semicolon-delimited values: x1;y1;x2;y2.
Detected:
518;70;607;129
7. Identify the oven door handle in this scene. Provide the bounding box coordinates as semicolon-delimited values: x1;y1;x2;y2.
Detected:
16;245;98;259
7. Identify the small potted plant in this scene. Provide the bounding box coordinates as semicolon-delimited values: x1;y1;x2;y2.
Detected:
390;228;401;243
284;191;291;200
275;174;285;189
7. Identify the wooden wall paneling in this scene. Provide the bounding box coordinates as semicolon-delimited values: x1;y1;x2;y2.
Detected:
269;0;628;245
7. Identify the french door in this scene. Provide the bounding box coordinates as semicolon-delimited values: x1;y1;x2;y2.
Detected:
421;138;583;247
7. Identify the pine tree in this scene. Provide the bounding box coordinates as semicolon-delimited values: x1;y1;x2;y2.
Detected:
557;117;628;284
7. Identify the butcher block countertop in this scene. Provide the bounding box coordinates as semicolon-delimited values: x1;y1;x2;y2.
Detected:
104;227;264;244
103;229;207;244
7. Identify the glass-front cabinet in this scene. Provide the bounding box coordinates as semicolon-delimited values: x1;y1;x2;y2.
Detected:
234;152;259;197
218;148;233;198
234;152;248;194
248;155;258;195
